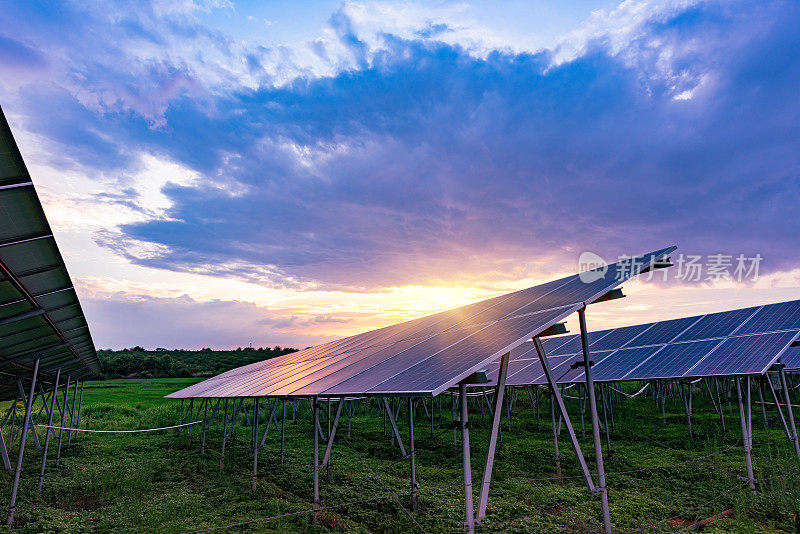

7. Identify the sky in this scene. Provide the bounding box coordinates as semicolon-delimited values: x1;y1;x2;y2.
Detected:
0;0;798;350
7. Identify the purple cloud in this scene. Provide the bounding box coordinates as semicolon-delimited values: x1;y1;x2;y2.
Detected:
3;0;800;291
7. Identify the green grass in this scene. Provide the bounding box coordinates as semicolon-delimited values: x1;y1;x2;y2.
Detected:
0;379;797;533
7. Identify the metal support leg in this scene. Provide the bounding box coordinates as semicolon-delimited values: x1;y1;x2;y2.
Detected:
736;377;755;491
7;359;39;527
779;367;800;460
15;379;41;450
533;337;596;492
38;368;61;491
73;381;84;445
383;398;407;457
56;376;70;466
766;375;791;439
321;399;344;468
757;379;768;427
459;382;475;534
313;397;320;524
579;308;612;533
476;351;509;522
67;379;77;448
551;388;561;476
281;399;286;464
0;424;11;472
201;399;208;454
220;399;229;471
409;397;419;510
252;398;259;490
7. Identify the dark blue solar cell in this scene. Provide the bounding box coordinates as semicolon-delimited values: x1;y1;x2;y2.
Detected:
781;347;800;371
549;332;610;355
555;351;613;383
736;301;800;335
624;340;722;380
590;323;653;351
591;346;663;382
687;331;799;377
628;316;700;346
673;307;758;342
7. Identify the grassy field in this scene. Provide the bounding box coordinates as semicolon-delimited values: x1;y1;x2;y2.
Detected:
0;378;798;533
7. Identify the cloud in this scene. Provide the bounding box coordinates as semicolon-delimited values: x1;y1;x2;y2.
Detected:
81;291;330;350
4;0;800;293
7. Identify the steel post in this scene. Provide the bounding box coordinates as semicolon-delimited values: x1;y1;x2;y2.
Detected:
579;308;612;533
533;337;595;492
476;351;509;522
56;375;70;466
220;399;229;471
73;381;84;445
281;399;286;464
38;368;61;491
252;398;259;489
201;399;208;454
779;367;800;460
67;379;77;448
408;397;419;510
736;377;755;491
313;397;320;523
459;382;475;534
551;388;561;476
7;359;39;526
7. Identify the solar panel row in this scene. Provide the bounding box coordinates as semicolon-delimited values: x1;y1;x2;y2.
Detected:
492;300;800;386
0;106;100;396
167;247;676;399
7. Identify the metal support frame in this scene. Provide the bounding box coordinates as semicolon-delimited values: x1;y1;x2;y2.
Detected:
579;307;612;533
67;378;77;447
383;397;407;457
281;399;286;464
766;375;791;440
220;399;229;471
533;337;595;491
38;367;61;491
201;399;208;454
252;398;259;490
56;375;70;466
7;358;39;527
551;387;562;476
73;381;84;445
15;378;41;450
459;382;475;534
312;396;320;524
408;397;419;510
476;351;509;523
321;399;344;468
736;376;755;491
779;367;800;460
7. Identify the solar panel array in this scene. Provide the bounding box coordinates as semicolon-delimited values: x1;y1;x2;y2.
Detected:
0;106;100;398
167;246;675;399
487;300;800;386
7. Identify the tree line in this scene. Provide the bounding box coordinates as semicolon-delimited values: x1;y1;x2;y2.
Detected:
97;346;300;379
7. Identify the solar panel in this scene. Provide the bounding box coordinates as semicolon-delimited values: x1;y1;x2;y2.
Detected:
685;331;799;377
781;347;800;371
736;301;800;335
0;106;100;393
622;340;721;380
590;346;663;382
368;306;574;395
590;323;652;351
168;246;676;398
629;316;700;346
672;307;758;342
